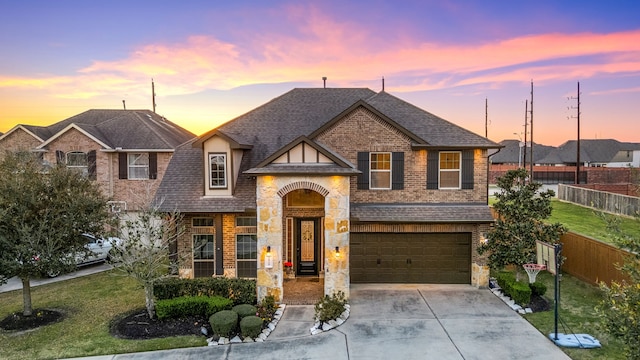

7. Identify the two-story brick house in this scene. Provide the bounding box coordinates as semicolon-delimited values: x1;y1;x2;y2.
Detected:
0;109;195;212
155;88;502;302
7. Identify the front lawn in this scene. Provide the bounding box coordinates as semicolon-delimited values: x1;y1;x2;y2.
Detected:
522;271;626;360
0;270;206;360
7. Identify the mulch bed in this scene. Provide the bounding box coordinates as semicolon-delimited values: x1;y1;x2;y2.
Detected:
110;308;212;339
0;309;64;331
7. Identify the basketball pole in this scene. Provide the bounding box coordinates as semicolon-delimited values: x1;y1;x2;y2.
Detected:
553;243;563;341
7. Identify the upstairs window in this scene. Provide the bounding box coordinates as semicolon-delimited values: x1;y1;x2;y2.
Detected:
209;153;227;189
118;152;157;180
128;153;149;179
357;152;404;190
427;150;473;190
370;152;391;189
66;151;88;176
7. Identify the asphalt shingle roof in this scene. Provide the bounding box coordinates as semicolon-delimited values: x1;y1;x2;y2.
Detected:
350;203;495;223
43;109;195;150
156;88;501;212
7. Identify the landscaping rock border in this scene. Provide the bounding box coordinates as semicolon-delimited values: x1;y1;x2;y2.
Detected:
309;303;350;335
206;304;286;346
489;279;533;314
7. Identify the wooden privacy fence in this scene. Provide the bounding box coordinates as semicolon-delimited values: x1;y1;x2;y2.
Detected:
558;184;640;218
560;232;630;286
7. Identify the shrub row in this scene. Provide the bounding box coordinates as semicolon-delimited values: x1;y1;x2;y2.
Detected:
155;295;233;320
496;270;546;306
154;277;256;305
314;291;347;323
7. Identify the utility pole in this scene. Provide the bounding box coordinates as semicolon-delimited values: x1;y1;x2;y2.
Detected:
485;98;488;138
152;79;157;113
523;100;528;169
569;82;581;184
529;81;534;181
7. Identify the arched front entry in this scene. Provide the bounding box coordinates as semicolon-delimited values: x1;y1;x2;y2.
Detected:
255;176;350;303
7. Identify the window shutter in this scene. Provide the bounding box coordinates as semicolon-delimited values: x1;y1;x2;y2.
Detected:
55;150;65;165
87;150;97;180
118;153;127;179
461;150;474;189
426;151;438;189
391;152;404;190
149;152;157;179
357;152;369;190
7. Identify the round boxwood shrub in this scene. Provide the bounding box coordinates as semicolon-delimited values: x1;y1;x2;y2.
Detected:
209;310;238;337
529;281;547;297
240;315;263;338
232;304;258;319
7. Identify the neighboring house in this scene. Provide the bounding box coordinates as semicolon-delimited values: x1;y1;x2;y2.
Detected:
0;110;195;212
536;139;640;168
155;88;502;302
489;139;554;166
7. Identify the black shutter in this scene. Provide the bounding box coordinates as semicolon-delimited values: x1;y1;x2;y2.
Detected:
426;151;439;189
391;152;404;190
149;152;157;179
55;150;65;165
461;150;474;189
118;153;128;179
87;150;96;180
357;152;369;190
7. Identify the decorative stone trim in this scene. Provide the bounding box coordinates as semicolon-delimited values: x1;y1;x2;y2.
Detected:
309;304;350;335
277;181;330;197
489;281;533;314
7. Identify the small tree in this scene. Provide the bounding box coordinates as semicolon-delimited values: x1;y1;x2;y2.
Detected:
108;191;185;319
597;207;640;358
0;151;112;316
479;168;566;277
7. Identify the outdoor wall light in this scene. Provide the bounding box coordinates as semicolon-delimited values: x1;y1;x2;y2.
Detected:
334;246;340;258
265;246;273;268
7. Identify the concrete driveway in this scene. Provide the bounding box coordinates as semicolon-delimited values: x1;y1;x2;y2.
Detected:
0;263;113;293
69;284;570;360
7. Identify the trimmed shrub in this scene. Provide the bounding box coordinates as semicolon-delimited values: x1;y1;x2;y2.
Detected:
232;304;258;319
529;281;547;297
257;295;278;323
496;270;516;293
154;277;256;305
314;291;347;323
155;295;233;320
510;281;533;306
209;310;238;337
239;315;263;338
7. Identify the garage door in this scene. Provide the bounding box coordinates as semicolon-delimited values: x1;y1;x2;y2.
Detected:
350;233;471;284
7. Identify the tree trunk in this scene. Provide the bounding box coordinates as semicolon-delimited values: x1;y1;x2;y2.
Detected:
144;284;155;319
21;277;33;316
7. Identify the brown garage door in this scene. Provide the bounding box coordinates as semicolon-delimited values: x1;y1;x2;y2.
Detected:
350;233;471;284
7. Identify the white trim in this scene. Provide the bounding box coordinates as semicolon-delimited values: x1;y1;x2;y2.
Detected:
37;123;111;149
0;125;45;143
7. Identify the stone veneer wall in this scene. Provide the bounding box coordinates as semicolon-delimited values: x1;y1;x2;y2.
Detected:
256;175;350;302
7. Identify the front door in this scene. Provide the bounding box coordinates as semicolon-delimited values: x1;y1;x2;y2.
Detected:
296;218;319;276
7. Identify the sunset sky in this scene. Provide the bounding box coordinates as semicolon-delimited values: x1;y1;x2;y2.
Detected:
1;1;639;146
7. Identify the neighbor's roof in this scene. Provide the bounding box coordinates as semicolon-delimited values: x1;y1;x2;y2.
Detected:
536;139;640;165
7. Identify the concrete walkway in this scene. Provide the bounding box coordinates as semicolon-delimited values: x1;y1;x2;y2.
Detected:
68;284;570;360
0;263;113;293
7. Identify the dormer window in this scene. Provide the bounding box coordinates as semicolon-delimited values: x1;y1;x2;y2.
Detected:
209;153;227;189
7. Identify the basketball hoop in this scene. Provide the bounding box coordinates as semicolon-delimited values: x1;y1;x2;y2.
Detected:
523;263;546;283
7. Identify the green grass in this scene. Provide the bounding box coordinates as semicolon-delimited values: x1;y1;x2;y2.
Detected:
523;271;626;360
548;199;640;243
0;270;206;360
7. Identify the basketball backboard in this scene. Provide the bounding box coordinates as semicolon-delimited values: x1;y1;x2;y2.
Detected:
536;240;557;275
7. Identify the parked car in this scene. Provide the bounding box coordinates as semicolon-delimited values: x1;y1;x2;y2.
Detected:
45;234;119;277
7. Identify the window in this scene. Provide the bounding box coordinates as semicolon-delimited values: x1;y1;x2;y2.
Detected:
209;153;227;189
193;234;215;277
66;151;88;176
128;153;149;179
236;234;257;278
439;151;461;189
370;152;391;189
